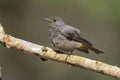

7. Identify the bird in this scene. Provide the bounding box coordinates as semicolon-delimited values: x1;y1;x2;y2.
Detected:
49;27;80;54
43;16;103;54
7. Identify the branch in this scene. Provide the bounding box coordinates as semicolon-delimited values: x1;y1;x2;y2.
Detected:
0;24;120;79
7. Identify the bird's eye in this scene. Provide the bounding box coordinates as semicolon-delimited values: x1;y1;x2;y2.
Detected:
53;19;56;22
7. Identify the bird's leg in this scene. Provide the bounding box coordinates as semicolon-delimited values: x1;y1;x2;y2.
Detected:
65;51;77;67
70;50;74;55
65;50;73;61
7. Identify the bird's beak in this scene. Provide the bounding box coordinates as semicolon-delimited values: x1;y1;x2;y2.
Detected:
42;18;51;22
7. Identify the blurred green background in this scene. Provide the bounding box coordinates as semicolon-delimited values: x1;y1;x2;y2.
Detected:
0;0;120;80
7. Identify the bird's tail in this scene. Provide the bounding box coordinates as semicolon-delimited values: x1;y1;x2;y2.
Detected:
75;42;89;53
88;46;104;54
75;42;103;54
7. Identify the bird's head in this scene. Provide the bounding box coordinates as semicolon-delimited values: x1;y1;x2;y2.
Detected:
43;16;65;27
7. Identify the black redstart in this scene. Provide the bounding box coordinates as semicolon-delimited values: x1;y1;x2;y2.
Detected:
43;16;103;54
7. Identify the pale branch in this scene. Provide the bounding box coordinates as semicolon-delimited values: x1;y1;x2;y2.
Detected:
0;24;120;79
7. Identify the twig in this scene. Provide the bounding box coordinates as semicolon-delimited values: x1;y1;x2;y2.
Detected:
0;24;120;79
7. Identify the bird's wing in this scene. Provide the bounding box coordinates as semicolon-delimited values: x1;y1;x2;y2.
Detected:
62;29;92;46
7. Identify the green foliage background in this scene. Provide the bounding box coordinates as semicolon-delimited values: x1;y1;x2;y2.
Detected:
0;0;120;80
